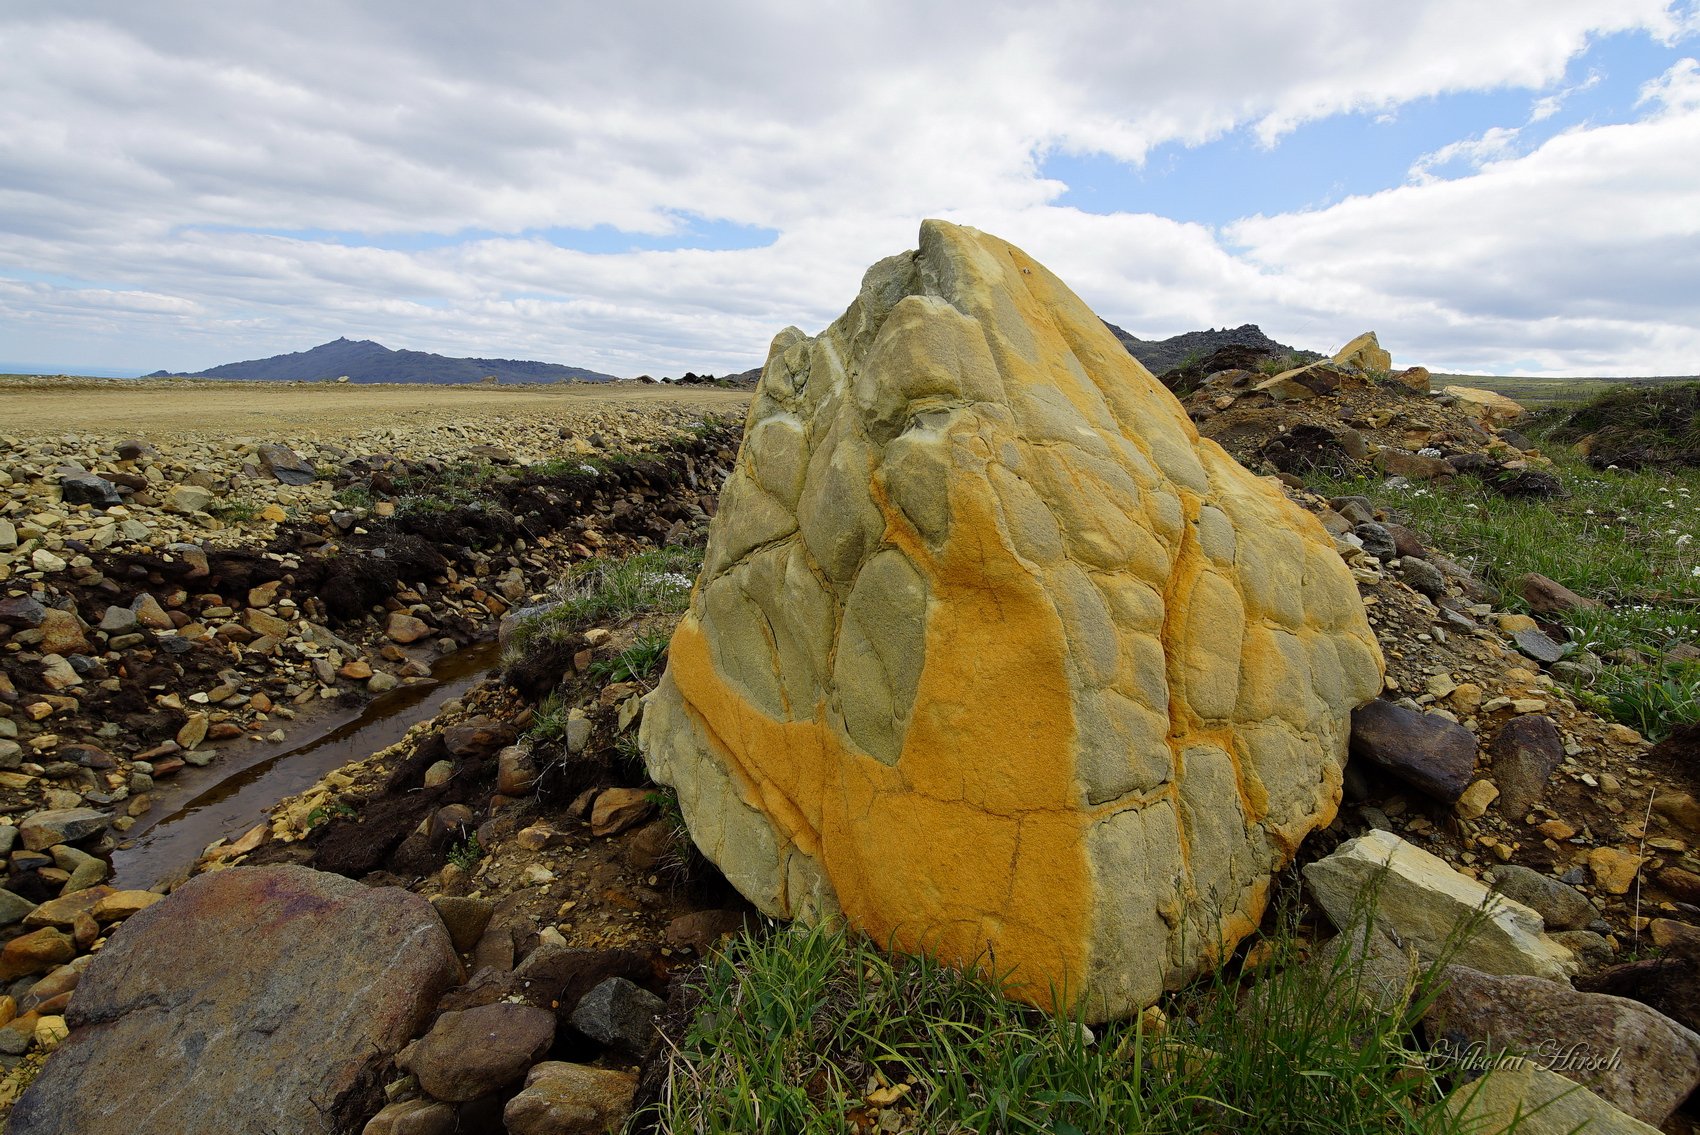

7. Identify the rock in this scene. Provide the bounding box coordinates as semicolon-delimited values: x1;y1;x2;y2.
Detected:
38;654;81;691
1332;331;1392;373
1426;963;1700;1126
1485;864;1597;931
569;976;664;1055
165;484;215;514
1490;714;1564;817
1347;699;1476;802
1375;449;1454;480
362;1098;456;1135
1514;571;1599;616
367;671;399;693
430;895;494;954
497;746;539;797
37;608;90;656
0;888;39;927
97;605;140;633
1390;366;1431;393
59;473;122;507
1303;829;1575;980
1512;627;1565;664
0;595;47;628
405;1002;556;1103
0;927;75;981
257;443;318;485
1442;385;1526;426
590;787;655;837
641;220;1384;1019
1659;865;1700;904
175;712;209;750
386;612;432;643
89;890;165;922
8;865;459;1135
18;808;108;851
31;548;67;572
1443;1063;1662;1135
504;1062;638;1135
1587;847;1646;895
246;608;291;638
1397;556;1446;598
130;591;173;628
665;909;753;954
1454;778;1499;819
52;844;107;893
20;887;111;929
1351;522;1397;561
1654;790;1700;835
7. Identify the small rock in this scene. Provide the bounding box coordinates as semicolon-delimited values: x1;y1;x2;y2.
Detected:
1512;627;1565;664
18;808;108;851
0;927;75;981
497;746;539;797
503;1062;638;1135
1454;778;1499;820
422;760;454;789
362;1098;456;1135
429;895;494;955
590;787;655;837
1486;864;1598;931
1397;556;1447;598
256;444;317;486
175;713;209;750
386;613;431;644
1515;572;1599;616
405;1002;556;1103
1588;847;1646;895
568;976;665;1055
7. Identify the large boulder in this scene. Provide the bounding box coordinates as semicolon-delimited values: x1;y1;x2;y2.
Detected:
9;865;459;1135
641;220;1384;1018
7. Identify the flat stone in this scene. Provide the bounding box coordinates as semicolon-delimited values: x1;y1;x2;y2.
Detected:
1513;627;1565;664
257;443;317;485
1515;571;1598;616
405;1002;556;1103
165;484;215;514
1454;778;1499;819
1588;847;1646;895
18;808;108;851
1303;829;1574;980
1348;699;1476;802
89;890;165;922
8;865;459;1135
0;927;75;981
504;1062;638;1135
1427;963;1700;1126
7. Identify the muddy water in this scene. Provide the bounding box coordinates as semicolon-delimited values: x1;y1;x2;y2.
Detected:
108;640;503;890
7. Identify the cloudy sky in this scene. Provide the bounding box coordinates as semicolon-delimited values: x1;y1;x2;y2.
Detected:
2;2;1697;379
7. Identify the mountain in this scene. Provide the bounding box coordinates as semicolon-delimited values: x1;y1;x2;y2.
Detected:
1102;321;1319;374
145;338;620;384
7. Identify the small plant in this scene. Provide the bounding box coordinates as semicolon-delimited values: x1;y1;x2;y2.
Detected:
305;801;357;829
588;627;672;686
523;691;572;745
446;833;485;871
207;499;261;524
506;545;703;657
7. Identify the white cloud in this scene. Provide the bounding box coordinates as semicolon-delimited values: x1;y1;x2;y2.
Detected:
0;2;1695;376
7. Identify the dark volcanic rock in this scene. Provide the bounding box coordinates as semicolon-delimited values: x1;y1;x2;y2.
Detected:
9;865;458;1135
59;473;123;507
1490;714;1566;817
1349;699;1477;802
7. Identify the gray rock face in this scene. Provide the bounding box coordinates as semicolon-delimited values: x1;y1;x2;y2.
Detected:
8;865;459;1135
1348;699;1476;802
1427;964;1700;1127
1491;714;1565;817
569;976;665;1055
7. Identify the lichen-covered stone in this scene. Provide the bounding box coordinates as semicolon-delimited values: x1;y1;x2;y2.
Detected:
640;220;1384;1019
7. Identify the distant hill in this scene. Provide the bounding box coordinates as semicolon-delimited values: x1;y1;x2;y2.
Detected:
1103;321;1319;373
145;338;620;384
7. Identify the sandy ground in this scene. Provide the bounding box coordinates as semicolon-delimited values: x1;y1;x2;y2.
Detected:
0;378;753;439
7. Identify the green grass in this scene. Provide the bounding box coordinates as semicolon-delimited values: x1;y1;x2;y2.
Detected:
589;626;673;686
645;895;1487;1135
206;499;262;524
1303;446;1700;737
508;544;702;652
523;691;572;745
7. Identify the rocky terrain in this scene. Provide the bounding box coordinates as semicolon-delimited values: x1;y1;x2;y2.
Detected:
2;227;1699;1134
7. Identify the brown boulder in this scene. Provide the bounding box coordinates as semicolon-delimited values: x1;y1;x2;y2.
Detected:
504;1062;637;1135
1348;699;1476;802
1514;572;1599;616
8;866;459;1135
1490;714;1565;817
405;1002;555;1103
1426;964;1700;1126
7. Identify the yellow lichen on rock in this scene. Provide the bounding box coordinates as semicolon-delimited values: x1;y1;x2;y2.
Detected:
1333;331;1393;373
641;220;1384;1019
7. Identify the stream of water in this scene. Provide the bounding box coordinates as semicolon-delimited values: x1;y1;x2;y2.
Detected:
108;639;502;890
